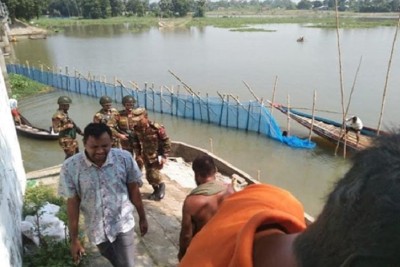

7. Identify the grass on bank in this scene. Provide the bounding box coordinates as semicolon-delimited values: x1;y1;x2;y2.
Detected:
9;74;53;99
29;10;400;32
22;184;88;267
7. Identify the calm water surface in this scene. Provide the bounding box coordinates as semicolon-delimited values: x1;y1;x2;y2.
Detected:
11;23;400;216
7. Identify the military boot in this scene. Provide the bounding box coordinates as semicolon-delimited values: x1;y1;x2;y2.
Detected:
156;182;166;200
149;185;159;200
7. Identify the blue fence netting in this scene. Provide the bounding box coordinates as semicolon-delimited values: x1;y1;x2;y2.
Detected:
7;64;315;149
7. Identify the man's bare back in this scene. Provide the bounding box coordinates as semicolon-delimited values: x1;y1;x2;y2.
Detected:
186;185;233;235
178;155;234;261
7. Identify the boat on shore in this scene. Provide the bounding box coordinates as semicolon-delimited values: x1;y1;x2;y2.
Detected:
25;140;313;267
16;114;58;140
272;104;387;152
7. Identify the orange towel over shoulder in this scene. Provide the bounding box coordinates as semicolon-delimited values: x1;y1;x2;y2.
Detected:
179;184;307;267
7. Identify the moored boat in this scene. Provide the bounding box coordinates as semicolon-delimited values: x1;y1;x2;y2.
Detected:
272;104;387;152
16;114;58;140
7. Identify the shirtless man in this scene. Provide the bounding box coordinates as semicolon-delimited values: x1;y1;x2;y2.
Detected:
178;155;233;261
180;132;400;267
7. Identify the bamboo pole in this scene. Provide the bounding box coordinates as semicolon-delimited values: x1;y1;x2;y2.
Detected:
168;70;200;98
209;138;214;153
377;13;400;134
217;91;225;126
270;75;278;115
257;98;264;134
129;81;140;90
286;94;291;136
206;93;210;123
334;56;363;156
333;0;347;158
242;81;261;103
245;102;251;132
309;91;317;142
144;82;148;109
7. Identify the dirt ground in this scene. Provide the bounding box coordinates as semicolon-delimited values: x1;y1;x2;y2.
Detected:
9;19;47;37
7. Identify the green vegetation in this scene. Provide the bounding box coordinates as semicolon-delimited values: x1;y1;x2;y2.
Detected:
9;74;53;99
4;0;399;24
29;11;399;32
22;184;87;267
230;27;276;32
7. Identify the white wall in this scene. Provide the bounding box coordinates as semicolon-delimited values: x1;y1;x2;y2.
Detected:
0;65;25;266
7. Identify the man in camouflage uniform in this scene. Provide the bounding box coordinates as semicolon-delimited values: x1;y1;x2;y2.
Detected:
116;95;137;154
132;108;171;201
93;96;124;148
52;96;83;159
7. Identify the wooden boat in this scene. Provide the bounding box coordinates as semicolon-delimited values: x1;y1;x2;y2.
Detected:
297;36;304;42
272;104;387;152
16;114;58;140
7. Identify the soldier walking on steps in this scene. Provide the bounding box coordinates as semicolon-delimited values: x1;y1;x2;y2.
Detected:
52;96;83;159
93;96;124;148
132;108;171;201
116;95;137;154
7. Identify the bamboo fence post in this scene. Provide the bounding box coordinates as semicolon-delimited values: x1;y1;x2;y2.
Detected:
333;0;347;158
160;86;163;113
144;82;148;109
377;13;400;134
151;83;155;112
226;94;230;127
246;102;251;132
257;98;264;134
206;93;210;123
114;77;118;103
269;76;278;134
229;94;240;129
270;75;278;115
286;94;291;136
309;91;317;142
243;81;261;103
217;91;225;126
26;60;30;76
164;85;174;116
65;66;69;91
40;64;44;84
176;85;180;116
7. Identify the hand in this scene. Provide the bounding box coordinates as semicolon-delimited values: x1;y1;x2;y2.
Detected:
136;156;144;170
67;123;74;129
119;134;128;141
70;239;85;265
139;218;148;236
157;156;167;169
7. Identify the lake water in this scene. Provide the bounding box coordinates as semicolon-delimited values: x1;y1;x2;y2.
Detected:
9;23;400;216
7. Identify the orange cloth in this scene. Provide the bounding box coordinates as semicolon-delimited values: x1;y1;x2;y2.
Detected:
179;184;307;267
11;108;20;117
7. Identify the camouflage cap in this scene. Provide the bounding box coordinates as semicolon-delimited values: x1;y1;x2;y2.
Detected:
132;107;147;121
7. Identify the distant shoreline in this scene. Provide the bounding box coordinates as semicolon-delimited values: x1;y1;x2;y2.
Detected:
26;10;398;33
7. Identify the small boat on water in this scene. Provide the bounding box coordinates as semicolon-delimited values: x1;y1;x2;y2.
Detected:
272;104;387;152
16;114;58;140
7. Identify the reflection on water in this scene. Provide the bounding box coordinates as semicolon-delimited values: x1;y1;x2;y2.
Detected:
12;23;399;217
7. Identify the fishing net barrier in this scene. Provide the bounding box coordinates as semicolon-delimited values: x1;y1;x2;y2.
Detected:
7;64;315;149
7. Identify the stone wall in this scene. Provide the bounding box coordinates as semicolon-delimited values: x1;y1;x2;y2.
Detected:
0;65;25;266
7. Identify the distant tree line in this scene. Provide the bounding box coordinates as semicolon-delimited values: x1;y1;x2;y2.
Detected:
297;0;399;11
3;0;399;21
